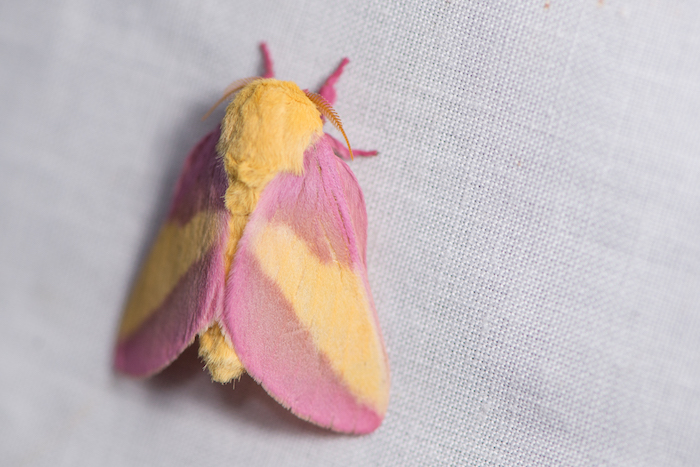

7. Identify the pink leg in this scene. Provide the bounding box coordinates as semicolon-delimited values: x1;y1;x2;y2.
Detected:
318;58;349;105
260;42;275;78
328;134;378;160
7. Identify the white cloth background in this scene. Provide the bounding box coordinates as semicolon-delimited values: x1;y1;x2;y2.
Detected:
2;1;700;465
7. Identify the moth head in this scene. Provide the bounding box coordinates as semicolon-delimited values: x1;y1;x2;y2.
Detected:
216;79;324;177
209;77;354;179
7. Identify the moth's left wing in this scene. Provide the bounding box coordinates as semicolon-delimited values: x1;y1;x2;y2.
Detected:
223;135;389;434
115;129;229;377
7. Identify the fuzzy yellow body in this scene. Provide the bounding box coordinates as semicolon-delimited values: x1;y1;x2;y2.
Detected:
198;79;324;382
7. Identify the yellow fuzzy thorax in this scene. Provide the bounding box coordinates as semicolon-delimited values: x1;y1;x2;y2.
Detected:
200;79;324;383
218;79;324;192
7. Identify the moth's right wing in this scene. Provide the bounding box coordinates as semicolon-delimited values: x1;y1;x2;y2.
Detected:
223;135;389;434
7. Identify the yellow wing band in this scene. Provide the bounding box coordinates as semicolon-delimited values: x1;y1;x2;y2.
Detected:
119;211;218;338
253;223;389;412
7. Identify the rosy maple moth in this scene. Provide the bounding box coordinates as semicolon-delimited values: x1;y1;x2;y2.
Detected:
115;44;389;434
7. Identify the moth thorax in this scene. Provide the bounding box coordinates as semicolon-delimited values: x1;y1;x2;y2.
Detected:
218;79;324;181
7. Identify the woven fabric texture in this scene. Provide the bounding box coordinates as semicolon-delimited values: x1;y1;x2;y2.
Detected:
2;1;700;465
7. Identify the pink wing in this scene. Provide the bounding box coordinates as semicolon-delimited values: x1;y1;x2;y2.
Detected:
223;134;389;434
115;128;229;377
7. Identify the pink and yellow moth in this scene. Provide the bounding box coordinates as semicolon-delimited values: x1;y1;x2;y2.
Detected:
115;44;389;434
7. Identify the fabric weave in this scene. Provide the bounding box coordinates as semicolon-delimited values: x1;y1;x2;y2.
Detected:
2;1;699;465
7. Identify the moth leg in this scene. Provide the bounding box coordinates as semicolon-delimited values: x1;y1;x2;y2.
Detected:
318;58;349;105
260;42;275;78
328;134;377;160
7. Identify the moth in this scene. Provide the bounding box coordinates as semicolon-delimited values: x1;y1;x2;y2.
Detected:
115;44;389;434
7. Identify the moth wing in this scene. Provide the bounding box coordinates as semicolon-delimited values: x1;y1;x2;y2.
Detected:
115;129;229;377
224;135;389;433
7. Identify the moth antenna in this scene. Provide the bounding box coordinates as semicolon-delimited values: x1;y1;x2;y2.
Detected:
202;77;260;121
304;91;354;160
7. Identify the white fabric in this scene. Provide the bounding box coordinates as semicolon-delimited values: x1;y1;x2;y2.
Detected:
2;1;700;465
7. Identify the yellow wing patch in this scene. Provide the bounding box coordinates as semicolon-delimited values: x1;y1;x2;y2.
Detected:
119;211;219;338
253;223;389;413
